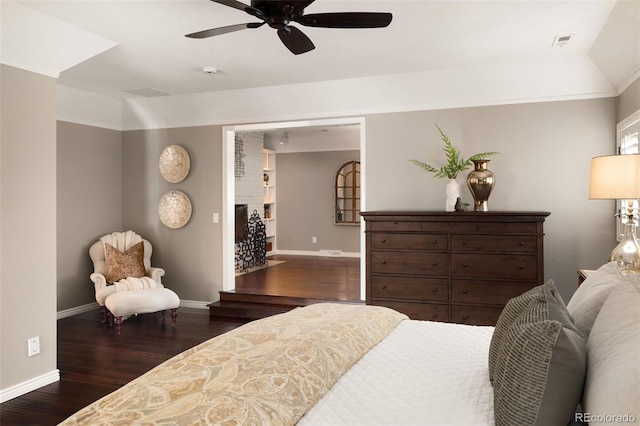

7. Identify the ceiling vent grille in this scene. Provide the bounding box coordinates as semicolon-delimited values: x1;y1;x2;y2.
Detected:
552;34;574;48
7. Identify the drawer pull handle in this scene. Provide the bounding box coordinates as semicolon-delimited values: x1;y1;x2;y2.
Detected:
431;240;438;244
432;288;438;293
462;263;469;268
519;241;525;246
462;289;469;294
381;239;386;243
462;240;468;245
432;262;438;267
463;315;469;320
381;285;387;290
381;260;386;264
431;314;438;318
519;265;525;270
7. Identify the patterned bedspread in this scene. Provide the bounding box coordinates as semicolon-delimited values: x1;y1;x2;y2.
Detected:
60;303;407;425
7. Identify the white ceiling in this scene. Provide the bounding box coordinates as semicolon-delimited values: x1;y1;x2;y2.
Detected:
263;123;360;153
5;0;639;102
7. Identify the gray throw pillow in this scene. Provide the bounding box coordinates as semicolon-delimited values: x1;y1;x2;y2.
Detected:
488;280;563;382
493;283;586;426
582;279;640;421
566;261;631;337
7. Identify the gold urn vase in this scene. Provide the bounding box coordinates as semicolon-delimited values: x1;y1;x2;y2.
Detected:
467;159;495;212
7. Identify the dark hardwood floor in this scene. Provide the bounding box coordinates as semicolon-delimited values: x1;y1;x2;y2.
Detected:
0;308;248;425
0;254;360;425
235;254;361;301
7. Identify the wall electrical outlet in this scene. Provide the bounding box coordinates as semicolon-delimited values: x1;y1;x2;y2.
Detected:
312;236;317;244
28;337;40;357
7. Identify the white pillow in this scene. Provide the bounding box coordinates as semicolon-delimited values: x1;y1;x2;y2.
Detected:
582;278;640;423
566;261;633;336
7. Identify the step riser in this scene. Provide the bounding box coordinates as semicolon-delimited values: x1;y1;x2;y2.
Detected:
219;292;308;306
210;293;364;320
208;303;295;320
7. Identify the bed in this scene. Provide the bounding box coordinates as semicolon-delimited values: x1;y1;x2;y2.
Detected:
60;262;639;426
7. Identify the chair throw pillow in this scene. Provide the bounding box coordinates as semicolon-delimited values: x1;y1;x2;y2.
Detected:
488;280;563;382
104;241;146;284
493;283;586;426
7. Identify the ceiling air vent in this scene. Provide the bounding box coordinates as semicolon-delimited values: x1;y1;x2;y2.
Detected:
123;88;171;97
552;34;574;48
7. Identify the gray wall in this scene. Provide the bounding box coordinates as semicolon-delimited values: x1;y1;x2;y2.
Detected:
57;122;122;311
52;97;622;313
122;126;224;304
365;98;617;301
618;78;640;120
52;96;626;311
276;150;360;253
0;65;58;390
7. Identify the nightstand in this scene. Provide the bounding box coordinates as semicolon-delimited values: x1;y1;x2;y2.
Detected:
577;269;594;287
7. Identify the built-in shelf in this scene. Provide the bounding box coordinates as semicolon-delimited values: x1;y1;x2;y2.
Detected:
263;149;276;254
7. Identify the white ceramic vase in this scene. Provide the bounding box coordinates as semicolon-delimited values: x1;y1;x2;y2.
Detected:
445;179;460;212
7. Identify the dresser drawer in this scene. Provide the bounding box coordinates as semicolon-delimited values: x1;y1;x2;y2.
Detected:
450;235;537;253
374;300;448;322
451;305;503;326
451;279;536;305
371;233;448;250
369;221;421;232
476;222;537;234
422;222;476;233
451;254;538;280
371;251;449;275
371;276;448;302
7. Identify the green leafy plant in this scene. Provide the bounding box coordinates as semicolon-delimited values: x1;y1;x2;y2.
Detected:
409;124;499;179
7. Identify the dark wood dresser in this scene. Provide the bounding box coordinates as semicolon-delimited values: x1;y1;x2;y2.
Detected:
361;211;550;326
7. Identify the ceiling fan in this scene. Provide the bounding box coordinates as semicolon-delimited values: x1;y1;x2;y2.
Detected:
186;0;392;55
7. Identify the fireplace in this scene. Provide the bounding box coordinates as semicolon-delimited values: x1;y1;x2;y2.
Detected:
235;204;248;243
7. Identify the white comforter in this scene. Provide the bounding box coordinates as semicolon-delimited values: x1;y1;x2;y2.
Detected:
299;320;495;426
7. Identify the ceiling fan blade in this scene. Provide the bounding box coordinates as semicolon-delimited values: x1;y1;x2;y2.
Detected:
277;26;315;55
295;12;392;28
186;22;264;39
211;0;263;19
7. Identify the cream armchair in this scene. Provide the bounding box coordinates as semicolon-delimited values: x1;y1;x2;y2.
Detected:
89;231;178;332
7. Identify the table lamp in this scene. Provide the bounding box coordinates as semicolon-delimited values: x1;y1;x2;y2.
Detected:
589;154;640;274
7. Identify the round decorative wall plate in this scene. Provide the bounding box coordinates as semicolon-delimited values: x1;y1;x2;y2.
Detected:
158;190;192;229
159;144;190;183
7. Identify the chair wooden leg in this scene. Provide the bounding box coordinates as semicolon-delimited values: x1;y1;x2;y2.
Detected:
171;308;177;327
100;306;106;324
115;316;122;335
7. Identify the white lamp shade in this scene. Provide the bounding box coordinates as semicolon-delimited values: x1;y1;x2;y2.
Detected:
589;154;640;200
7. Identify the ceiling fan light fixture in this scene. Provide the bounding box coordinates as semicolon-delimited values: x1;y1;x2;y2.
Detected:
280;132;289;145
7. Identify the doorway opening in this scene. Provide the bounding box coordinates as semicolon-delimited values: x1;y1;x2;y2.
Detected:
222;117;366;301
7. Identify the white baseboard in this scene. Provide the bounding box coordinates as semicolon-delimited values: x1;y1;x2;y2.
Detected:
57;300;210;320
276;249;361;258
57;302;97;319
179;300;210;309
0;370;60;403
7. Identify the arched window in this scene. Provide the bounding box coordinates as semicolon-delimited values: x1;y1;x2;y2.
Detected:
335;161;360;224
